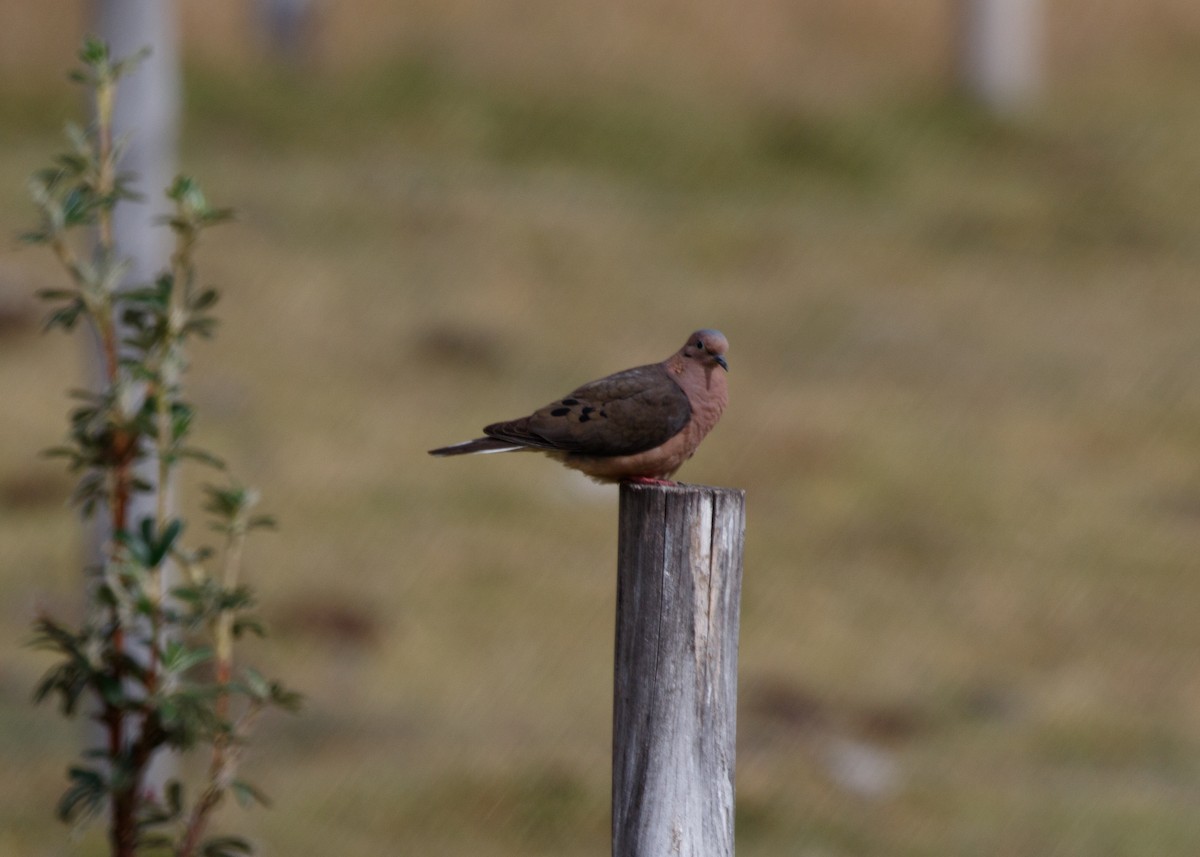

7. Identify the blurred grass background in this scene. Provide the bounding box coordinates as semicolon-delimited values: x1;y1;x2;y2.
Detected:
2;2;1200;855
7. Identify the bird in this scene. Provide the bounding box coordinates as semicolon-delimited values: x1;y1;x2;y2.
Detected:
428;329;729;484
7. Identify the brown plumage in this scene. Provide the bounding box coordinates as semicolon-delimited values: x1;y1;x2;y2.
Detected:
429;329;729;483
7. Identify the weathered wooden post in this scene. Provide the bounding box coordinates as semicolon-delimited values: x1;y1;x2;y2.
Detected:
613;483;746;857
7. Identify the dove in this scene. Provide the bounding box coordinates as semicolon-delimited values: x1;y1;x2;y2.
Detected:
429;329;729;483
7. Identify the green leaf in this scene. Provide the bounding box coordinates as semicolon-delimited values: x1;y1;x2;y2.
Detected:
67;388;104;403
167;174;198;203
110;46;152;79
268;681;303;712
202;835;254;857
112;173;145;202
231;778;272;809
220;585;256;612
64;122;89;155
240;667;270;701
127;289;168;310
190;288;220;311
61;186;100;226
161;640;213;674
74;472;107;517
133;591;157;617
91;578;118;608
159;688;225;750
201;207;236;226
170;402;194;443
126;516;186;567
54;153;89;174
135;833;174;850
203;484;244;518
232;616;266;639
32;659;92;717
40;445;83;469
182;317;219;338
57;765;106;824
165;779;184;816
170;585;205;605
78;37;109;67
95;672;127;708
116;525;153;567
31;670;58;706
160;517;184;557
44;301;86;332
128;476;156;495
248;514;278;532
36;288;80;301
178;447;227;470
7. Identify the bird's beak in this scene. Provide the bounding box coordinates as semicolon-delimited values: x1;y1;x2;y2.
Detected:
714;354;728;371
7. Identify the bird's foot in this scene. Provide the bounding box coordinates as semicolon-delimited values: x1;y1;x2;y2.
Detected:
625;476;677;486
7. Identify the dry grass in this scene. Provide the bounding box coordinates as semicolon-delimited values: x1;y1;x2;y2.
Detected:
2;24;1200;857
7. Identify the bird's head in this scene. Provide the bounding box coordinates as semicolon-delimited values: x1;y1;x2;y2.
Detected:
681;329;729;371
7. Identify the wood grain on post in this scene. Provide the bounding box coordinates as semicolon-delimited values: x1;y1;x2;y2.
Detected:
613;483;746;857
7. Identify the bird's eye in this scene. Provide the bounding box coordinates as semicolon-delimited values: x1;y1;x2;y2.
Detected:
694;341;704;350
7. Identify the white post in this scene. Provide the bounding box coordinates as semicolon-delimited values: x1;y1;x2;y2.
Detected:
959;0;1043;111
91;0;182;799
94;0;181;286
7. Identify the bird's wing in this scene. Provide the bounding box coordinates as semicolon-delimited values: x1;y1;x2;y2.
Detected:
483;363;691;457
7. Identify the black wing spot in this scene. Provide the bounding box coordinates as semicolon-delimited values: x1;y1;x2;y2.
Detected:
578;414;591;423
582;406;595;415
561;398;580;406
599;410;608;418
550;407;571;417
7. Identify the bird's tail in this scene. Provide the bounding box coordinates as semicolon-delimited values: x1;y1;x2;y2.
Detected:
428;437;524;456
